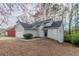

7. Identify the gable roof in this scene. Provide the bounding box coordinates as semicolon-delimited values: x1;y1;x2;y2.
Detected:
44;20;62;28
18;19;62;30
32;19;52;27
52;20;62;27
20;22;34;30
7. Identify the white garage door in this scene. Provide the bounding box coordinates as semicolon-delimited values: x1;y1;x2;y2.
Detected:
16;32;24;38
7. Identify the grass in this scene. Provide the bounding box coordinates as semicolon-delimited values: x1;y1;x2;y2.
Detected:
64;32;79;46
71;32;79;36
64;32;79;39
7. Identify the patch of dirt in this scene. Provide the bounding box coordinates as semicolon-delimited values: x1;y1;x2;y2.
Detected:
0;37;78;56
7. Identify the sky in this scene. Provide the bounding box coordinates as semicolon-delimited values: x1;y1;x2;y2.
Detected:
0;3;39;29
0;3;72;30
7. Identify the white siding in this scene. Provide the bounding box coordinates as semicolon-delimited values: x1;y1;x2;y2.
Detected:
38;26;44;37
48;29;58;40
58;23;64;43
15;21;64;43
15;24;24;38
47;24;64;43
16;32;24;38
24;30;38;37
38;29;44;37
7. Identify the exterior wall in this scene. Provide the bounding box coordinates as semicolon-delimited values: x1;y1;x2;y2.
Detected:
48;28;58;40
38;29;44;37
47;24;64;43
24;30;38;37
58;23;64;43
38;26;44;37
15;21;64;43
15;24;24;38
7;28;16;37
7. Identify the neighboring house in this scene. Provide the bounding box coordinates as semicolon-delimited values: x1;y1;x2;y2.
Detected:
15;19;64;43
5;28;16;37
3;25;17;37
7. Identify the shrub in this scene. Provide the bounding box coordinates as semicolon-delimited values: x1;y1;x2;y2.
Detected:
33;36;40;38
64;32;79;46
71;36;79;46
23;33;33;39
64;34;71;43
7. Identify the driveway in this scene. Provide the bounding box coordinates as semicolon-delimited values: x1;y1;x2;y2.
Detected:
0;37;78;56
0;37;16;40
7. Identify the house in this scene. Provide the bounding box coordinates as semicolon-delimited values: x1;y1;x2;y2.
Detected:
15;19;64;43
5;28;16;37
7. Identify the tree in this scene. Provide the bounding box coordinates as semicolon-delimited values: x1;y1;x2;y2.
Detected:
68;4;74;34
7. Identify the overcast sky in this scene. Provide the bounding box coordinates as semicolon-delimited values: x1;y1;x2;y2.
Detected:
0;3;39;29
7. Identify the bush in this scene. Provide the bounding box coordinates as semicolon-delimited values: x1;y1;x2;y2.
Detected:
64;34;71;43
71;36;79;46
64;32;79;46
23;33;33;39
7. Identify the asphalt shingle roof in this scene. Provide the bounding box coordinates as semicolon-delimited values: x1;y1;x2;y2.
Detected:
20;22;33;30
44;20;62;28
19;19;62;30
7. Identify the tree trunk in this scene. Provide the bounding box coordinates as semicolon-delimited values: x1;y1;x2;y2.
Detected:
75;4;79;32
69;4;73;34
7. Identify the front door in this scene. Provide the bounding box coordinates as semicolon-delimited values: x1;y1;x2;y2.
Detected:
44;30;48;37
